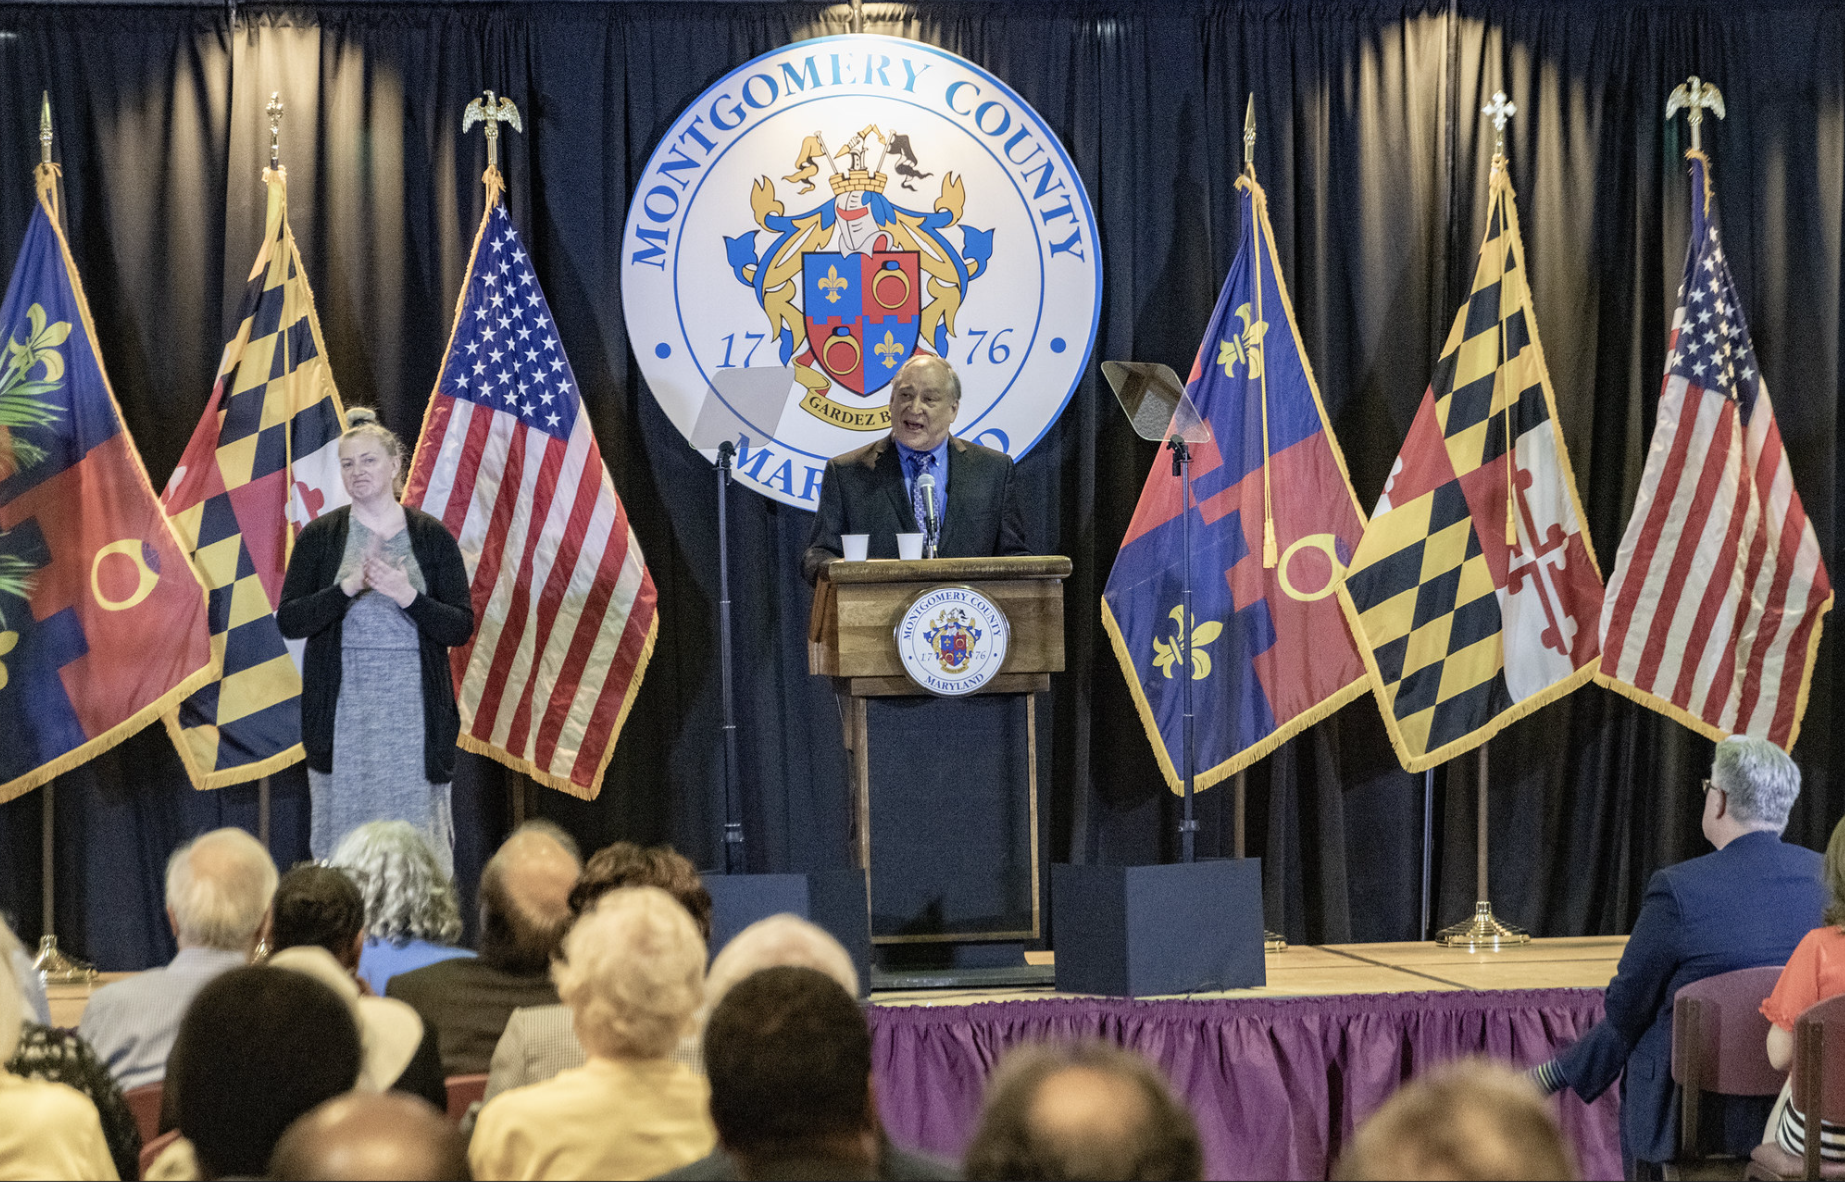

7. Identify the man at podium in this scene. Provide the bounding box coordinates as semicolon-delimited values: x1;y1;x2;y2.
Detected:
801;355;1030;583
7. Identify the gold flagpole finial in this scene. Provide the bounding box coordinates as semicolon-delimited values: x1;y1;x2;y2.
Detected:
462;89;523;187
1243;95;1256;173
1482;90;1516;165
266;92;284;170
1666;76;1725;153
39;92;52;167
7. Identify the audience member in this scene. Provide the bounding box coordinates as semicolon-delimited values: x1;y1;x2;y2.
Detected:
963;1041;1201;1182
5;917;51;1024
0;918;119;1180
81;827;277;1088
267;863;445;1107
1529;736;1823;1177
470;886;714;1180
159;966;362;1181
1760;813;1845;1163
329;820;474;995
389;820;582;1075
269;1092;468;1181
486;840;715;1099
1336;1059;1576;1181
675;965;952;1182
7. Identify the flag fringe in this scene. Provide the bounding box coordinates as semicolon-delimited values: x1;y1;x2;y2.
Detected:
159;708;306;791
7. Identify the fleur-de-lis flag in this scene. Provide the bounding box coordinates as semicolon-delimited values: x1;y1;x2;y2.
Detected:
160;167;348;788
0;167;214;800
1102;172;1368;792
1338;162;1604;772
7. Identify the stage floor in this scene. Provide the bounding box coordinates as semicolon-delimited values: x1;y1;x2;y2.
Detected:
43;936;1629;1026
868;935;1628;1006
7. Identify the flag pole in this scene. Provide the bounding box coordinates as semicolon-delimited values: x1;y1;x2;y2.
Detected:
1433;91;1530;950
28;93;93;986
252;93;285;854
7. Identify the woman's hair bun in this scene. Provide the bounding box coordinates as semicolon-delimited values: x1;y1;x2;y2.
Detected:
345;406;380;429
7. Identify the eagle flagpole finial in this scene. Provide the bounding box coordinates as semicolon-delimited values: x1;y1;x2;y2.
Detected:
1667;76;1725;153
462;89;523;176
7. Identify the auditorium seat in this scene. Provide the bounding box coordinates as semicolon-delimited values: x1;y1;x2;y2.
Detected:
445;1073;488;1124
122;1082;164;1148
1671;965;1786;1176
138;1129;180;1180
1746;994;1845;1181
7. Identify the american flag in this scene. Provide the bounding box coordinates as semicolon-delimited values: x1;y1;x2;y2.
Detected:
405;201;658;799
1597;153;1832;749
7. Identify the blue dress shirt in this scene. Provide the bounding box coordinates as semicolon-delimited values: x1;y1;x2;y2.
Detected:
357;937;474;997
78;946;248;1089
894;438;949;531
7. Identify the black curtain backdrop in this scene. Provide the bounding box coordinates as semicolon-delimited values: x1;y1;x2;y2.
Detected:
1;0;1840;969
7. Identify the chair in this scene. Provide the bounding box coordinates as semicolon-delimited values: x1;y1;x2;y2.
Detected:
122;1082;164;1149
138;1128;181;1180
1747;995;1845;1180
445;1073;488;1124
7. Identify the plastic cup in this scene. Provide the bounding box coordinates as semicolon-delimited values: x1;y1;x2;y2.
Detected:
841;533;870;562
895;533;925;561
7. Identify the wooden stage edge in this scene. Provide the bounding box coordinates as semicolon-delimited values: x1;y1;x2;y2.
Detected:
43;936;1629;1027
867;935;1630;1008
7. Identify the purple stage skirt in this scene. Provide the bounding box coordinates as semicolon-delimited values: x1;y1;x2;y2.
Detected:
869;988;1621;1181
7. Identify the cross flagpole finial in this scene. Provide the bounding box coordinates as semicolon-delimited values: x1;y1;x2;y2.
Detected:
266;92;284;170
1667;75;1726;153
1482;90;1516;164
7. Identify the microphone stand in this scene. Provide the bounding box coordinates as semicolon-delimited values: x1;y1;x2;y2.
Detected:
715;441;745;874
1171;433;1198;863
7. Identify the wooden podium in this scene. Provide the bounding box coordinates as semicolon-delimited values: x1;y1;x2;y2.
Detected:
809;556;1071;944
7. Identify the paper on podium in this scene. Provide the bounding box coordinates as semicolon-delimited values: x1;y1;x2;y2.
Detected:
689;365;800;451
1101;360;1211;444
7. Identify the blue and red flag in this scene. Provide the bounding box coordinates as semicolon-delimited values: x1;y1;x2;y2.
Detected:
0;168;215;800
1102;173;1367;792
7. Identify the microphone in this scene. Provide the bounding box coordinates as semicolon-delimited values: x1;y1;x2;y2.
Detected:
917;473;938;559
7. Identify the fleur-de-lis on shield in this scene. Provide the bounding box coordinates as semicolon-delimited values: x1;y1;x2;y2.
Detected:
1215;301;1268;380
1151;605;1223;680
874;330;904;369
817;265;848;304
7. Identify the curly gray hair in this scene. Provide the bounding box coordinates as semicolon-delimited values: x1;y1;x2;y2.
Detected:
328;822;463;946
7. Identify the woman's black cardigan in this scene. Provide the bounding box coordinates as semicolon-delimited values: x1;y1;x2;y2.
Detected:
276;505;475;784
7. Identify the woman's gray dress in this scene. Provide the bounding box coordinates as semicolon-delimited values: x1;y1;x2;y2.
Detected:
307;518;455;876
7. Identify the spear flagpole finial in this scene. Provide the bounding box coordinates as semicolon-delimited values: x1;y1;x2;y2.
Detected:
1482;90;1516;164
1667;75;1726;153
266;91;284;170
39;92;52;167
1243;94;1256;172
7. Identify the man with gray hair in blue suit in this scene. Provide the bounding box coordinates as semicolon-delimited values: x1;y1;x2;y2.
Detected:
1530;736;1825;1179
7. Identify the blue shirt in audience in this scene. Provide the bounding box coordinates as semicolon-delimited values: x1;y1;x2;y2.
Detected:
357;937;474;997
9;946;51;1026
78;946;247;1089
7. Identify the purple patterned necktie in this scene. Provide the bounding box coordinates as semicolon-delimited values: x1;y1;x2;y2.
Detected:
910;453;936;536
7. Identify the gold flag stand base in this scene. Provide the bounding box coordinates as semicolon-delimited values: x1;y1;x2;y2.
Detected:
32;934;95;985
1434;901;1529;950
1264;930;1287;952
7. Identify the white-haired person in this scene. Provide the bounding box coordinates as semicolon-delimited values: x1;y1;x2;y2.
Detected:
469;886;715;1181
0;917;118;1179
328;820;473;995
1530;736;1824;1179
80;827;278;1089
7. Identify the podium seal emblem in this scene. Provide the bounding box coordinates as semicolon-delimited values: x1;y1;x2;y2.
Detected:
895;585;1009;696
622;33;1102;509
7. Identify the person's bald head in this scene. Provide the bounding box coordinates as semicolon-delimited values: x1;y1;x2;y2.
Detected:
479;821;582;973
965;1043;1202;1181
166;827;278;953
269;1092;468;1181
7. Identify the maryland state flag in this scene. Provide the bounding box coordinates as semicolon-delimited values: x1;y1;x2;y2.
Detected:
160;168;347;788
1339;162;1603;772
1102;172;1368;792
0;167;215;801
